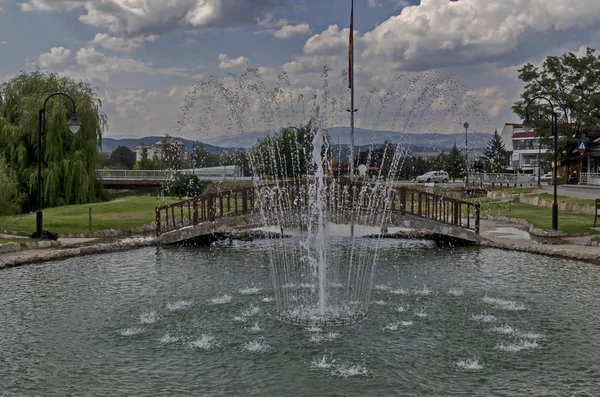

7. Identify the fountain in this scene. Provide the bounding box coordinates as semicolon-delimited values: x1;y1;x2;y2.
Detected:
178;67;488;326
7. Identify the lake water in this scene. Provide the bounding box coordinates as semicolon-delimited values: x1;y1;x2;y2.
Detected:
1;240;599;396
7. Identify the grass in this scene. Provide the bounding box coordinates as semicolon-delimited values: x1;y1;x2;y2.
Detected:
480;200;598;235
0;237;30;245
0;196;178;235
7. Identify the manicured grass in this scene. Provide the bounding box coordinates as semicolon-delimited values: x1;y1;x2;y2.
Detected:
0;196;177;235
0;237;30;245
480;200;598;235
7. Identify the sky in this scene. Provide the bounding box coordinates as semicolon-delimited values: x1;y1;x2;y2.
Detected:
1;0;599;142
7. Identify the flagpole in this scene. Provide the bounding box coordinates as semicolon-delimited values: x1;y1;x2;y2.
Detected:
348;0;356;238
349;0;355;182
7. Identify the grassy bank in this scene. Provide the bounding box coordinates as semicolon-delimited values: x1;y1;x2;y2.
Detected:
0;196;176;235
479;200;598;235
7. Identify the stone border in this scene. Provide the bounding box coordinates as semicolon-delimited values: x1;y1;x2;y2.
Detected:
1;224;156;239
0;240;61;254
480;238;600;262
481;215;572;237
0;237;156;269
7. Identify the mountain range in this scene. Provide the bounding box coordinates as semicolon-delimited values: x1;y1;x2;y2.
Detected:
101;129;492;156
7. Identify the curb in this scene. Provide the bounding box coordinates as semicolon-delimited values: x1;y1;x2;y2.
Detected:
0;237;156;269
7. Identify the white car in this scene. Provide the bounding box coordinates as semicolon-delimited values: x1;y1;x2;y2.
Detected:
416;171;450;183
540;173;553;181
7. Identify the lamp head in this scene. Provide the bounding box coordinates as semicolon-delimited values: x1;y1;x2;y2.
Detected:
463;122;469;130
67;112;83;134
522;112;534;132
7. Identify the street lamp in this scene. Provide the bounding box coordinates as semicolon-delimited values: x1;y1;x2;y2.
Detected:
522;95;558;231
463;122;469;185
33;92;83;239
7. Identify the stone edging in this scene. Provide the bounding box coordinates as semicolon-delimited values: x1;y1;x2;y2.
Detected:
480;239;600;262
480;215;570;237
1;224;156;239
0;240;61;254
0;237;156;269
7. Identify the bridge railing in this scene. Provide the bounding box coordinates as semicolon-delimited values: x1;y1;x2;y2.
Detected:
154;181;480;236
96;169;253;182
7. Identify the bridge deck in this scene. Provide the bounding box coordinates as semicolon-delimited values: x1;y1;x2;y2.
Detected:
155;181;480;245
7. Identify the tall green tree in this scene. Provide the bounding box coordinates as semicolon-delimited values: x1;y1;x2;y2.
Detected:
250;122;330;178
512;47;600;163
108;146;135;169
445;144;464;181
0;158;22;216
0;71;107;211
482;129;507;173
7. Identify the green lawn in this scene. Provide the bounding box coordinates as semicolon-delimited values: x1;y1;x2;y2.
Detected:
0;196;177;235
480;200;598;235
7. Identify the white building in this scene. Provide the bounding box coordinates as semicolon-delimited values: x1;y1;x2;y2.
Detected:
135;145;162;162
500;123;548;174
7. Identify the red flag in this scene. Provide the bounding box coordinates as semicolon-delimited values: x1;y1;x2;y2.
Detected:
348;0;353;89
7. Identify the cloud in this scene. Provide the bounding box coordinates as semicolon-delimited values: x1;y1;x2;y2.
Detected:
303;25;353;55
361;0;600;71
92;33;158;52
0;0;5;12
0;40;8;45
75;47;190;79
272;23;311;39
37;46;73;69
20;0;292;37
368;0;381;8
218;53;249;70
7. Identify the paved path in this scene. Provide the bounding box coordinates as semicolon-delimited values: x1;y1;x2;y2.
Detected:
541;184;600;200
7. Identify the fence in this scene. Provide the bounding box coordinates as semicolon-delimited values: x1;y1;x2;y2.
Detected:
155;181;480;236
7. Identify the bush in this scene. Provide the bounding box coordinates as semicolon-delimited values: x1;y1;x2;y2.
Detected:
163;175;208;198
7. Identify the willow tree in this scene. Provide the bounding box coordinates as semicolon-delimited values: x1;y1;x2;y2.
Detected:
0;71;108;211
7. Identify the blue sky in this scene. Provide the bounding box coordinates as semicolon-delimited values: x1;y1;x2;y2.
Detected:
1;0;599;142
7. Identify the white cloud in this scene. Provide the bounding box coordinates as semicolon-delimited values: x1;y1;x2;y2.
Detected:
92;33;158;52
75;47;190;79
218;53;249;70
368;0;381;8
37;46;73;69
362;0;600;71
20;0;291;37
0;0;5;12
0;40;8;45
272;23;311;39
303;25;352;55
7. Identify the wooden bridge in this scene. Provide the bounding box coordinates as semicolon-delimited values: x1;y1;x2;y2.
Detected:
155;181;481;245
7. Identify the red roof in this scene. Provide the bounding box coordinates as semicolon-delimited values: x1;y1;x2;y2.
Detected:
512;131;538;138
505;123;523;127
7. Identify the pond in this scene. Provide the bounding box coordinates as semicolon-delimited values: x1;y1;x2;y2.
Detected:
1;240;599;396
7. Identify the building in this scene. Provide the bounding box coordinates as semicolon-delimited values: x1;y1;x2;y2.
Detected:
499;123;549;175
135;144;162;162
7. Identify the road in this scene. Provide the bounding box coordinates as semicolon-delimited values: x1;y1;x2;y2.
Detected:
541;184;600;200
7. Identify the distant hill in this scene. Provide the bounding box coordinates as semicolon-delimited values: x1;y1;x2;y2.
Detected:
102;129;491;156
100;136;242;154
204;128;491;151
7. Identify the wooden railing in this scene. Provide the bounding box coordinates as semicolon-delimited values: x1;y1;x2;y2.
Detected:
155;181;480;236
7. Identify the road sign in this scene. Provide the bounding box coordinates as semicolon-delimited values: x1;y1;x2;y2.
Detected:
578;140;587;155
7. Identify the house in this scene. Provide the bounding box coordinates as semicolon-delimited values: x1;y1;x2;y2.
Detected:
135;144;162;162
499;123;549;175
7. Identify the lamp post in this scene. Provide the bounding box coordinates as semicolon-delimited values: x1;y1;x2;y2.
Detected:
463;122;469;185
34;92;83;239
522;95;558;231
537;132;542;185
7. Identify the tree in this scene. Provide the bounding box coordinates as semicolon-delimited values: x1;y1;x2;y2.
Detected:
0;158;22;216
193;142;222;168
513;47;600;163
0;71;107;212
445;144;464;181
250;122;330;178
109;146;135;169
482;129;507;173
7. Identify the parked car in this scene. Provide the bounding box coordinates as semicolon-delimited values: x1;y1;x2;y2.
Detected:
416;171;450;183
540;173;553;181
